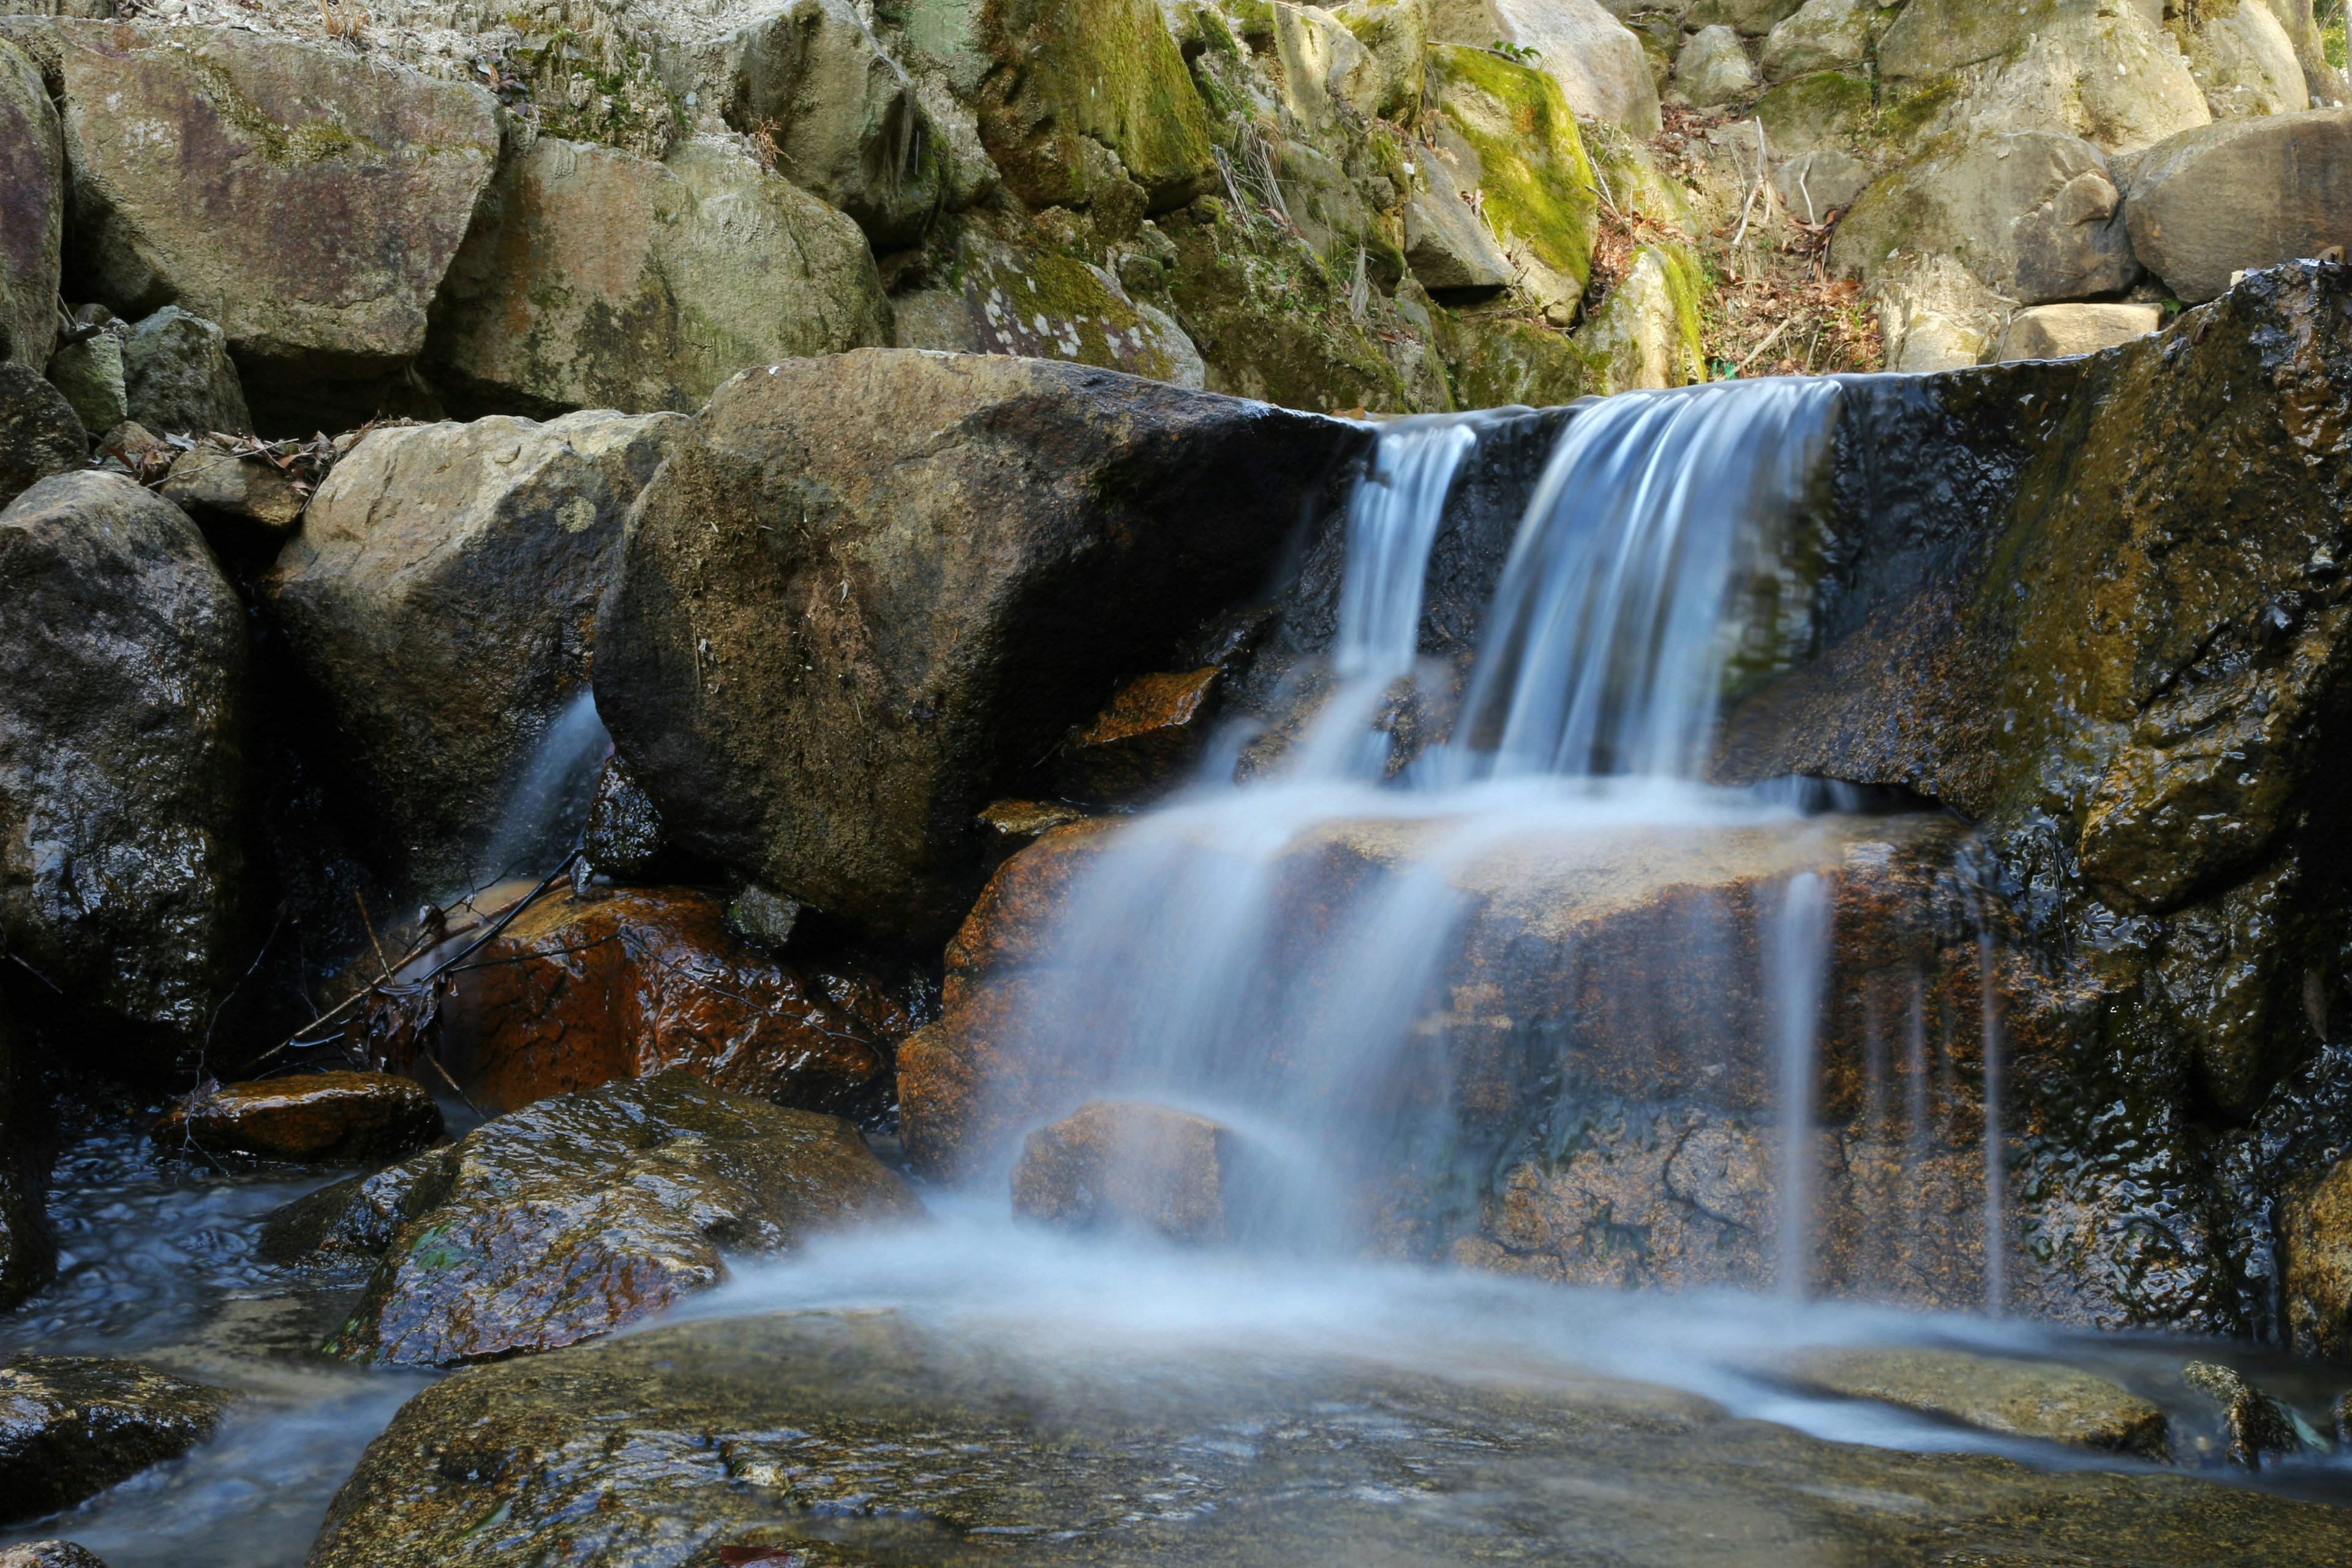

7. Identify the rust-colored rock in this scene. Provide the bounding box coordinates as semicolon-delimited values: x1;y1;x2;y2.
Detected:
1056;668;1222;801
151;1072;440;1163
1012;1101;1254;1243
354;886;892;1119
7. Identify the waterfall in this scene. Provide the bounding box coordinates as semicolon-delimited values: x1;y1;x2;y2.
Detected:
467;687;610;895
998;380;2004;1305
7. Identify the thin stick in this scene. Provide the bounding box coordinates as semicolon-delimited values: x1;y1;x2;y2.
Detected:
1730;118;1768;250
354;889;393;982
1736;315;1798;375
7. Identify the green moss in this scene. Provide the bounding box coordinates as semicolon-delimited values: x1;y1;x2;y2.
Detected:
1757;70;1874;153
1872;72;1959;153
1446;312;1602;409
1426;45;1597;300
980;0;1217;209
1581;122;1698;236
189;59;379;165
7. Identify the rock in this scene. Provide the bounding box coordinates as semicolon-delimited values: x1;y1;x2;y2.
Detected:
1404;173;1513;295
0;1357;233;1525
156;445;306;553
1868;253;2011;370
1425;46;1599;325
2187;0;2307;120
91;420;167;482
1755;67;1873;154
1837;131;2138;306
900;0;1215;213
898;230;1205;386
1789;1349;2169;1457
1446;314;1601;409
1265;2;1376;138
1055;668;1223;801
42;320;124;436
1012;1100;1259;1243
350;887;891;1117
591;350;1366;944
1997;303;2164;361
0;362;84;509
0;20;499;398
1330;0;1427;121
1685;0;1801;34
1425;0;1662;134
0;39;62;371
704;0;943;247
119;307;249;437
1676;24;1758;107
1773;148;1875;222
261;410;679;897
0;471;250;1070
307;1072;921;1365
427;135;890;419
1759;0;1872;81
151;1072;442;1163
2122;108;2352;304
2282;1155;2352;1358
0;1545;110;1568
979;797;1091;845
724;883;804;951
2180;1361;2304;1469
579;755;664;879
1580;243;1705;391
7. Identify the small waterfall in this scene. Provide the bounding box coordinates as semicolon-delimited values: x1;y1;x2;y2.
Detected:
467;688;610;894
1771;870;1831;1297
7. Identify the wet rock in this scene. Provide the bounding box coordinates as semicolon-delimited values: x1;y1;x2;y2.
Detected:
2180;1361;2304;1469
0;363;83;509
1789;1349;2168;1458
2122;108;2352;304
2280;1154;2352;1358
1428;0;1661;134
0;1356;233;1525
156;445;306;553
353;888;891;1118
592;350;1366;945
1013;1100;1257;1243
0;38;62;372
42;317;124;436
0;21;499;404
578;755;665;880
1425;46;1598;327
0;470;251;1071
119;307;249;438
262;410;679;897
1676;24;1758;107
979;799;1090;845
0;1545;110;1568
1056;668;1223;801
723;883;804;952
426;135;889;418
151;1072;442;1163
1837;131;2137;307
1997;303;2164;361
310;1071;920;1365
308;1310;2352;1568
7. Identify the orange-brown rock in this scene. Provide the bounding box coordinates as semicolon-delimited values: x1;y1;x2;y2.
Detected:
1012;1101;1253;1243
151;1072;440;1163
354;887;891;1118
1055;668;1222;801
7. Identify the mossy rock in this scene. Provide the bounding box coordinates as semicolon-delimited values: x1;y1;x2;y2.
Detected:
1425;45;1599;325
1578;241;1709;393
1757;69;1875;156
1445;312;1603;409
956;241;1196;383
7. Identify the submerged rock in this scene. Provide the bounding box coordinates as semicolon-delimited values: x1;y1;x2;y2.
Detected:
0;1357;233;1525
352;887;893;1118
1013;1100;1258;1243
2179;1361;2305;1469
0;471;251;1072
301;1072;920;1366
592;350;1366;945
151;1072;442;1164
1789;1348;2168;1458
0;363;83;510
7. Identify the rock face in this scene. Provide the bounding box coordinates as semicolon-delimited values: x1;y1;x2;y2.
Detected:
262;410;679;897
350;886;894;1118
304;1072;921;1366
151;1072;442;1163
2186;0;2307;121
1012;1100;1256;1242
0;364;84;509
2123;108;2352;303
427;135;891;418
0;21;500;398
0;38;62;371
119;307;251;437
0;1357;233;1525
1423;47;1599;326
1997;302;2163;361
1789;1349;2169;1457
2281;1154;2352;1357
1428;0;1662;134
0;471;251;1071
593;350;1366;944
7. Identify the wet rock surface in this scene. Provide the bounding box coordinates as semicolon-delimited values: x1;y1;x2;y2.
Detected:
309;1310;2352;1567
0;1356;233;1525
0;1545;109;1568
1054;668;1223;802
0;471;252;1072
0;366;84;511
593;350;1367;944
2180;1359;2305;1469
0;1003;50;1313
151;1074;442;1164
1789;1348;2168;1457
295;1072;920;1366
1012;1101;1258;1243
351;886;895;1118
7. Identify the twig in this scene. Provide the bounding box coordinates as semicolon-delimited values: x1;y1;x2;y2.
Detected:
354;889;393;982
1735;315;1799;375
414;1044;484;1119
1730;118;1768;251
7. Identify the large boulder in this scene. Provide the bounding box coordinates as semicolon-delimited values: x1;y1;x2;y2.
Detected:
1426;0;1662;134
2122;109;2352;304
120;307;250;437
1837;131;2137;306
1676;23;1759;107
0;21;499;402
293;1072;921;1366
0;363;84;509
426;135;890;418
0;1357;233;1525
2187;0;2310;120
1997;303;2164;361
0;471;251;1072
1424;46;1599;326
592;350;1366;944
0;39;62;371
260;410;680;897
1759;0;1874;81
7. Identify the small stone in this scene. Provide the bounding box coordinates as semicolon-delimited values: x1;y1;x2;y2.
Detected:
1997;303;2165;361
151;1072;443;1163
726;883;804;952
121;307;251;437
1012;1100;1261;1245
0;1544;111;1568
1676;26;1758;108
43;320;127;435
0;361;85;509
1790;1348;2169;1458
1057;668;1223;801
157;445;306;549
978;799;1090;843
0;1357;234;1525
2181;1360;2304;1469
579;753;663;879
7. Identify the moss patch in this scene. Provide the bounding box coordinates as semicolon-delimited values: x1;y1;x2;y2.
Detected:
1426;45;1598;312
1446;313;1602;409
974;0;1216;210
